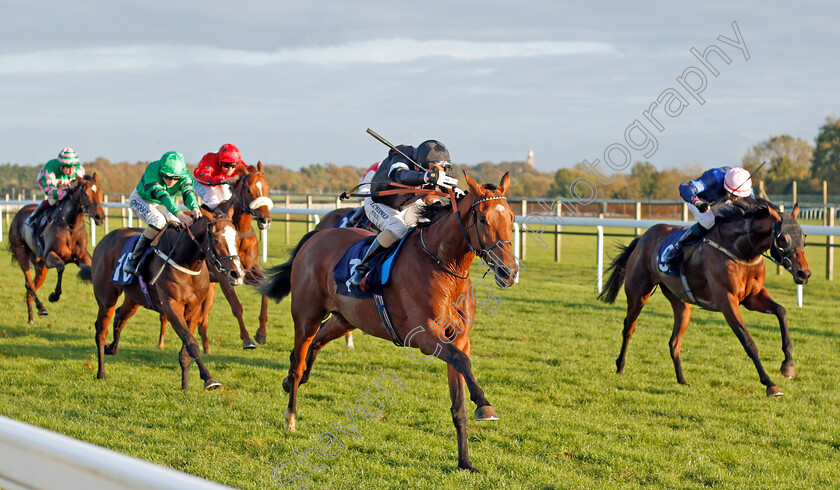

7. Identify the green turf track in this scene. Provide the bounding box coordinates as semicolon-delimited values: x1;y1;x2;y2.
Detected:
1;216;839;489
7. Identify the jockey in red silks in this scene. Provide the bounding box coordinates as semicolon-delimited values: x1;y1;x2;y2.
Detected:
193;144;247;210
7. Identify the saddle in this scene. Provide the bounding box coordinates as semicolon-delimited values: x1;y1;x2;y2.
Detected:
657;227;703;277
335;207;376;231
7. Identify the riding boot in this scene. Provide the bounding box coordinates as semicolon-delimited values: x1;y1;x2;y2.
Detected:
25;201;48;228
349;240;386;287
662;222;706;265
123;234;154;275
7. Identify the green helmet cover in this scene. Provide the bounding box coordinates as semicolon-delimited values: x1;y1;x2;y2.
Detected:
159;151;186;177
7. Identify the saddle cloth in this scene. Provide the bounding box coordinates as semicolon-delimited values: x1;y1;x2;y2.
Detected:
333;228;414;298
334;208;373;230
111;235;154;285
657;226;701;276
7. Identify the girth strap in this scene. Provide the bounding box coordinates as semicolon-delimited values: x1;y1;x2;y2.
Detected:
373;294;403;347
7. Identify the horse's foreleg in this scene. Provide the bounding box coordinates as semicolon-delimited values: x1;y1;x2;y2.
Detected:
662;288;692;385
161;299;219;391
105;299;140;356
197;286;215;354
446;364;477;472
300;316;353;385
720;293;781;396
43;252;65;303
218;279;256;349
255;295;269;345
345;331;355;349
743;288;794;379
283;313;322;431
408;332;496;420
22;269;44;323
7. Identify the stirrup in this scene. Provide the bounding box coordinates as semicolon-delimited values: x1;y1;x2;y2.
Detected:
349;267;369;286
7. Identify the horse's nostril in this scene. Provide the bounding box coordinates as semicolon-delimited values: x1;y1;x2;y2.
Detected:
230;271;241;280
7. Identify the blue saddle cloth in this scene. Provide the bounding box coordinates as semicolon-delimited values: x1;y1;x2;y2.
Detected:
111;235;153;285
334;228;414;298
657;227;701;276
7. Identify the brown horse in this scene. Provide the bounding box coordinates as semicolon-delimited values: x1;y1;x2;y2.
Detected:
260;172;518;472
83;205;245;390
598;199;811;396
8;175;105;323
156;162;273;351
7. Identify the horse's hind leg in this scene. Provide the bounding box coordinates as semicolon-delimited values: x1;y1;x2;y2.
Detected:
743;288;795;379
661;288;692;385
13;250;47;322
616;269;656;375
197;285;215;354
345;331;355;349
104;298;140;356
157;314;168;350
718;291;781;396
94;294;120;380
299;315;354;386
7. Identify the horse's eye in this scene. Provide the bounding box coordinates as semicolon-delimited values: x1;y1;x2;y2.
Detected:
478;215;487;224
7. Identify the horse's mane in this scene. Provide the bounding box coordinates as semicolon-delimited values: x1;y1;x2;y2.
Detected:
416;192;469;228
715;197;780;223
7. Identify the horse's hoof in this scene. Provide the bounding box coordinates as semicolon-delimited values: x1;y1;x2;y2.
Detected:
48;293;60;303
766;385;784;397
104;344;117;356
255;334;267;345
96;372;106;380
282;376;291;393
38;309;48;316
346;337;355;349
781;363;795;379
204;379;222;391
458;463;479;473
156;343;165;350
284;409;296;432
243;340;257;350
475;406;499;421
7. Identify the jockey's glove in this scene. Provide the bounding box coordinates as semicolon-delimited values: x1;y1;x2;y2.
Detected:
191;208;202;221
692;198;710;213
425;170;458;189
453;187;466;198
176;212;195;228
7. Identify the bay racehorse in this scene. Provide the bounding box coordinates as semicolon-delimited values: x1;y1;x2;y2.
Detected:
598;199;810;396
8;175;105;323
156;162;273;351
260;172;518;472
82;205;245;390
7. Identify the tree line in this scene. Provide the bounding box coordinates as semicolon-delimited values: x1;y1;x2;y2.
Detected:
3;116;839;200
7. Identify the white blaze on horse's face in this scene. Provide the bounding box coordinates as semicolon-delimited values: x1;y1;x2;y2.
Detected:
222;225;245;285
255;181;264;197
91;185;98;193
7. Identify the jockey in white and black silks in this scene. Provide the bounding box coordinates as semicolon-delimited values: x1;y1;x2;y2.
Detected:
660;166;754;267
349;140;462;286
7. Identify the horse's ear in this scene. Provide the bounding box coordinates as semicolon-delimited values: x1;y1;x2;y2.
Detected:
463;171;480;193
498;172;510;195
92;172;98;182
257;161;264;172
792;203;800;220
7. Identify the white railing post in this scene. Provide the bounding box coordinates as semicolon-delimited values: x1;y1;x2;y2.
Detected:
513;222;521;260
596;225;604;293
261;228;268;263
90;217;96;245
0;205;4;242
797;284;803;308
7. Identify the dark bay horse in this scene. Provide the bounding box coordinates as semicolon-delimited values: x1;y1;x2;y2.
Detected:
157;162;273;351
8;175;105;323
598;199;811;396
260;173;519;472
83;205;245;390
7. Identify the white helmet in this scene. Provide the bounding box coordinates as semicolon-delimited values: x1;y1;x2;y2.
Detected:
724;167;752;197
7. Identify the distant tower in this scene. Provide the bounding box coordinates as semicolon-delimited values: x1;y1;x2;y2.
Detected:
526;149;534;168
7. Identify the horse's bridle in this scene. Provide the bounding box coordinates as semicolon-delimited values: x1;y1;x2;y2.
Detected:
230;171;273;217
69;181;101;218
418;193;513;279
767;220;805;272
185;216;241;276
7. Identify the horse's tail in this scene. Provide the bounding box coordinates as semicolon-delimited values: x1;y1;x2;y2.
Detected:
258;230;321;302
597;237;640;304
78;264;92;282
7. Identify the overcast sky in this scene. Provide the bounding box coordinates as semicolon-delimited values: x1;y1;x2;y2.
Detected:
3;1;838;172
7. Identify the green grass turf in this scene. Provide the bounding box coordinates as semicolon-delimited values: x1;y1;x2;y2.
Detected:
1;215;839;489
